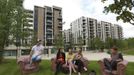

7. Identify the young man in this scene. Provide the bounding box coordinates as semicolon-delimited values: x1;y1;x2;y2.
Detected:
104;47;123;74
29;40;44;65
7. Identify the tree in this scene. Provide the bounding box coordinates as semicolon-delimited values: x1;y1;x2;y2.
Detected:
93;38;104;50
105;37;114;49
77;37;83;50
0;0;32;62
87;37;104;50
54;34;64;49
0;0;16;62
102;0;134;25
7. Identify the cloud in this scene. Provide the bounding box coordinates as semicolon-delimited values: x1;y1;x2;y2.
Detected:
23;0;134;38
79;0;134;38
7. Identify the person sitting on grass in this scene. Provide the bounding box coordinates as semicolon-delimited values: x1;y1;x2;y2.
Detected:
66;49;76;75
29;40;44;66
74;49;87;75
103;46;123;74
55;48;66;75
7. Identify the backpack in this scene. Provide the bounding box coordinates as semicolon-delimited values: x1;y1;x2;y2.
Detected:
89;70;96;75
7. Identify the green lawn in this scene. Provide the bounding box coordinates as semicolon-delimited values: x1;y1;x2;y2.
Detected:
123;48;134;55
0;59;134;75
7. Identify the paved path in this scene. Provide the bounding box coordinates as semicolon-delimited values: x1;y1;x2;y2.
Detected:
4;51;134;62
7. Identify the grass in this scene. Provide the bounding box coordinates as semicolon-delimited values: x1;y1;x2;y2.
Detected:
0;59;134;75
122;48;134;55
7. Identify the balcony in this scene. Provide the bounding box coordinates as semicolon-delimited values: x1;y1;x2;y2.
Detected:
58;25;62;28
46;32;52;35
46;28;52;31
46;20;52;23
47;15;52;18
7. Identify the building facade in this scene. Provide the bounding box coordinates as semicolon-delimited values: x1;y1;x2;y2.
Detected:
34;6;62;48
113;24;123;39
70;16;98;50
70;16;123;51
63;29;71;50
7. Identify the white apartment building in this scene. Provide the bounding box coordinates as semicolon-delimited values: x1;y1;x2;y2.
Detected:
70;16;97;50
69;16;123;51
101;21;113;41
113;24;123;39
64;29;71;43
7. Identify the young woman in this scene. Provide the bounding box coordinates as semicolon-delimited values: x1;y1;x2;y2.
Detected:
104;47;123;73
74;49;87;75
55;48;66;75
66;49;76;75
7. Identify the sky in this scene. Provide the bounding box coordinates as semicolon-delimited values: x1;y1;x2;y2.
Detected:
23;0;134;38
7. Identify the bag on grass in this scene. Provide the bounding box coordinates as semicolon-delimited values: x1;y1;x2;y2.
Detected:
89;70;96;75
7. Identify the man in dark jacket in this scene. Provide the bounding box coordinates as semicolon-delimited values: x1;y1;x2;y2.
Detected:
104;47;123;74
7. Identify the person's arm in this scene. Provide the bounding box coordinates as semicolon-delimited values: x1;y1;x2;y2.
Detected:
29;50;34;59
63;53;66;62
116;53;123;62
56;52;58;60
65;53;68;64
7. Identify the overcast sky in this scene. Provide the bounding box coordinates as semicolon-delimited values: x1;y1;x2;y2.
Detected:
23;0;134;38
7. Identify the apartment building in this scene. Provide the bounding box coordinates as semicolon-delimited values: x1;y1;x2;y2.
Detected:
113;24;123;39
70;16;123;50
70;16;97;50
22;10;34;45
63;29;71;50
101;21;113;41
34;5;62;48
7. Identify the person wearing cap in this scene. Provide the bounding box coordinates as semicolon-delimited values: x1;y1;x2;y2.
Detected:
29;40;44;65
103;46;123;74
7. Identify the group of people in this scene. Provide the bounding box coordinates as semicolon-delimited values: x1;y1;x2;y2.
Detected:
55;48;87;75
29;40;124;75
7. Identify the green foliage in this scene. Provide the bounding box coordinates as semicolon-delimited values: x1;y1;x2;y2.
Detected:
0;0;33;62
77;37;83;49
0;60;134;75
88;37;104;50
54;34;64;49
102;0;134;25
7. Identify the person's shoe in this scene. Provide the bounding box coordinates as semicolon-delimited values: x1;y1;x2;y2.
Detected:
83;67;87;71
73;70;77;73
78;72;81;75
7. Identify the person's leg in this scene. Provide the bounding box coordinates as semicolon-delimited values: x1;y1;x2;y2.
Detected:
69;63;72;75
111;60;118;70
34;56;41;66
75;60;84;75
30;56;37;66
55;62;60;75
70;61;76;73
104;58;112;71
68;60;76;75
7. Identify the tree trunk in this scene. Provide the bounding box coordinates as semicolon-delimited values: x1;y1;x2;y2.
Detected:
0;47;4;63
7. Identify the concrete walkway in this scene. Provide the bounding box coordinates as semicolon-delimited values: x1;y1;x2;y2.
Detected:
4;51;134;62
